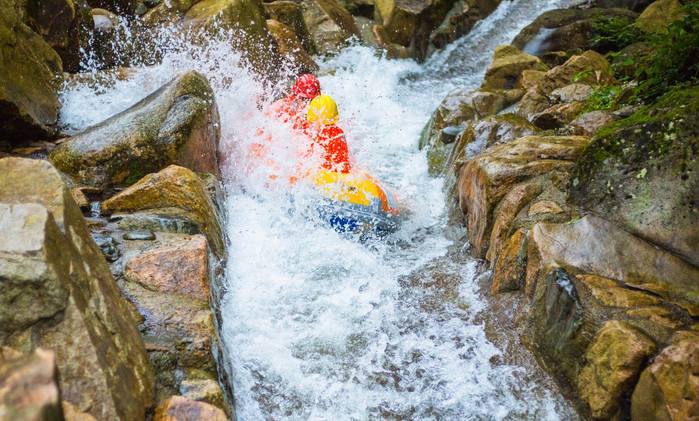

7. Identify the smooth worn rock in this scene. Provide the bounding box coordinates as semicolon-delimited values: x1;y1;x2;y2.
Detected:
91;232;121;262
631;331;699;421
124;229;157;241
570;87;699;267
113;209;202;235
526;216;699;316
301;0;360;55
154;396;227;421
428;0;501;57
550;83;593;104
569;110;614;136
101;165;225;257
636;0;683;34
267;19;319;74
531;101;585;130
578;320;656;419
179;371;225;409
184;0;282;77
0;347;62;421
482;45;547;90
50;71;220;189
0;0;63;143
577;274;661;308
458;135;590;258
264;1;316;54
125;234;210;300
491;228;528;294
0;158;154;421
528;200;563;216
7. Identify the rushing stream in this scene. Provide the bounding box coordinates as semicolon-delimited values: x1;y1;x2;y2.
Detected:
59;0;580;419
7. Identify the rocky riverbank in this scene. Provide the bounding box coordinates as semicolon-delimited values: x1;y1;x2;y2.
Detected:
423;0;699;419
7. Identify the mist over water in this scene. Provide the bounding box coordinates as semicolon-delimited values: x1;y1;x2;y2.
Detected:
58;1;580;419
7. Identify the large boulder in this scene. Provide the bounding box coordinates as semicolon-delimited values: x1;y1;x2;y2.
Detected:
457;135;590;258
24;0;94;72
635;0;684;34
301;0;360;55
578;320;656;419
184;0;282;77
50;71;220;189
570;87;699;267
0;348;63;421
266;19;319;74
631;331;699;421
154;396;228;421
264;0;316;54
0;0;63;144
526;216;699;316
0;158;154;420
428;0;501;56
102;165;225;257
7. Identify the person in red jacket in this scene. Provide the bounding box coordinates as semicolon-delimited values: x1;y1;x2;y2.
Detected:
273;73;321;130
304;94;351;174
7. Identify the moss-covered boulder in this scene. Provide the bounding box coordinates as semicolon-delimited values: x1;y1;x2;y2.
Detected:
635;0;684;34
0;0;63;144
482;45;548;90
570;87;699;267
50;71;220;189
457;135;589;258
0;158;154;420
631;331;699;421
102;165;225;257
578;320;656;419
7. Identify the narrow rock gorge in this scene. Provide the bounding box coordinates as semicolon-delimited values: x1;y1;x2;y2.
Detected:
0;0;697;420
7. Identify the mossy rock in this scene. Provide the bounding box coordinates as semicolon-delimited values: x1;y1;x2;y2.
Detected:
49;71;221;189
570;86;699;266
635;0;684;34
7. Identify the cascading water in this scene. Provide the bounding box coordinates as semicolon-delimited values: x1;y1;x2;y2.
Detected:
58;0;580;419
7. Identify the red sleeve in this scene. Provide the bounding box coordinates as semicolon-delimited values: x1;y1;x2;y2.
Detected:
325;128;351;173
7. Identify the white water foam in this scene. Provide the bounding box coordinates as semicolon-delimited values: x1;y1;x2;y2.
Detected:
57;1;581;419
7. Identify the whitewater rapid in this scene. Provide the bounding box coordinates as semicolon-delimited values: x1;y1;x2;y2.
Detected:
58;0;580;419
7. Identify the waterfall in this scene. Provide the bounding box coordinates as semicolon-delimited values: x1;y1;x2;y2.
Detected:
57;0;580;419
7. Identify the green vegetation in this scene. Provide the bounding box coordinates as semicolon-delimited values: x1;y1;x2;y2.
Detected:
636;2;699;100
590;15;643;53
584;85;623;112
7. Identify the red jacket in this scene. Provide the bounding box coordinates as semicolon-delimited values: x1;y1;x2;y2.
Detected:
306;125;351;173
272;94;307;131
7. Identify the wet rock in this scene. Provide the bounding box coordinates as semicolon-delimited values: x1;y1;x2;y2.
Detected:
635;0;684;34
179;370;226;409
183;0;282;77
631;331;699;420
267;19;319;74
578;320;656;419
62;400;98;421
0;0;63;143
91;232;121;261
101;165;225;257
526;216;699;316
420;88;509;175
491;228;528;294
481;45;548;90
25;0;94;72
570;87;699;267
113;209;202;235
576;274;661;308
69;187;89;210
550;83;593;104
154;396;227;421
512;8;638;56
124;229;157;241
301;0;360;55
569;110;614;136
50;71;220;189
0;347;63;421
457;135;590;258
0;158;154;420
264;1;316;54
531;101;585;130
528;200;563;217
125;235;210;300
91;7;120;31
427;0;501;56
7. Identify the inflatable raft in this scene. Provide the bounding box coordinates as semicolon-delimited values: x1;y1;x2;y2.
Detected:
311;169;401;236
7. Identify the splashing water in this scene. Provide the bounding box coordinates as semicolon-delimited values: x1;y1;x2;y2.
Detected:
58;0;582;419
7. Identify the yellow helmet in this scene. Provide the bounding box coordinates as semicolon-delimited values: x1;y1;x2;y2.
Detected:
307;94;339;125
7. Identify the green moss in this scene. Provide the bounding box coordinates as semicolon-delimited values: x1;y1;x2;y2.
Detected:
590;14;644;53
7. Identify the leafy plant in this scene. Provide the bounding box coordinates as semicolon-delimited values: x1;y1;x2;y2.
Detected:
590;16;644;53
585;85;623;112
636;1;699;100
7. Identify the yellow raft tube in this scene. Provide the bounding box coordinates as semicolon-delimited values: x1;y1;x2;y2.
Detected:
311;169;401;235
